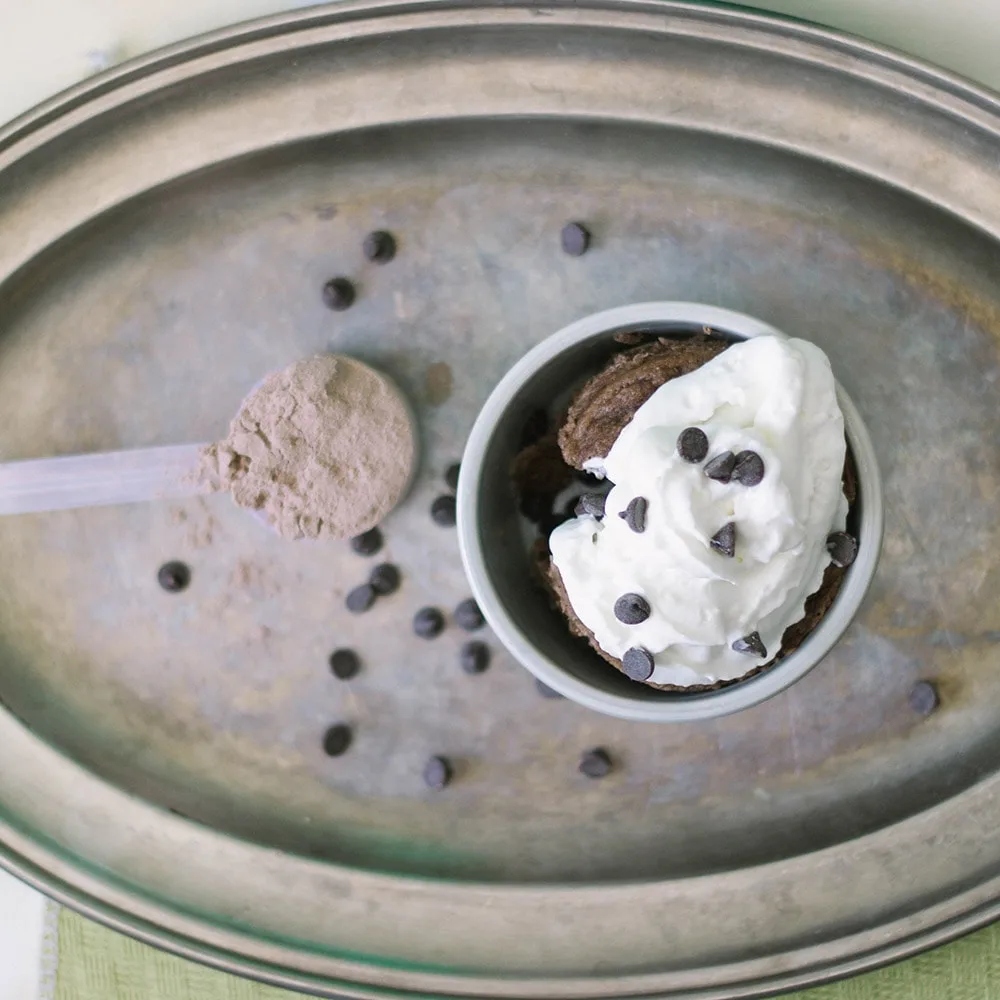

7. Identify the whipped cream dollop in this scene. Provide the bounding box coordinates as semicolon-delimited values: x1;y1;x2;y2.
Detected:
549;335;848;688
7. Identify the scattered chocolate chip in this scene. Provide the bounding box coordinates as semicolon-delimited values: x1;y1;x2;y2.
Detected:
677;427;709;463
322;723;353;757
733;450;765;487
329;648;361;680
575;493;606;519
431;495;457;527
579;747;612;779
460;641;490;674
369;563;400;596
423;755;452;789
362;229;396;263
710;522;736;558
444;462;461;492
321;276;355;311
732;631;767;658
909;680;940;717
346;584;376;614
704;451;736;483
560;221;590;256
519;409;549;449
157;561;190;593
349;528;383;556
614;593;651;625
827;531;858;568
454;598;485;632
622;647;654;682
413;607;445;638
536;678;564;699
619;496;647;533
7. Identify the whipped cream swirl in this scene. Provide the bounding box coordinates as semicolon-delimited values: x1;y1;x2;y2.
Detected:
549;335;848;687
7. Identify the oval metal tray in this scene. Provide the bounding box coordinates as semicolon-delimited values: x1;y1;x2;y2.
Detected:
2;2;1000;997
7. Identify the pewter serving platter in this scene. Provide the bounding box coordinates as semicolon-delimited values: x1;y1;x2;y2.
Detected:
2;2;1000;997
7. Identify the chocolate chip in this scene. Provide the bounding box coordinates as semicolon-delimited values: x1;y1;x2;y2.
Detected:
322;723;353;757
732;631;767;658
454;598;485;632
460;641;490;674
560;222;590;256
614;593;651;625
444;462;461;492
579;748;612;779
827;531;858;568
431;495;456;527
349;528;383;557
519;409;549;448
733;450;765;487
575;492;606;519
536;678;564;699
704;451;736;483
369;563;400;596
321;276;355;311
622;647;654;682
346;584;376;614
329;648;361;680
677;427;709;463
157;561;190;593
710;522;736;558
909;680;940;716
413;607;445;638
423;755;452;789
619;496;647;533
362;230;395;263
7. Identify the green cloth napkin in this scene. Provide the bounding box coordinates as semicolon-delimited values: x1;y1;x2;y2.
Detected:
55;908;1000;1000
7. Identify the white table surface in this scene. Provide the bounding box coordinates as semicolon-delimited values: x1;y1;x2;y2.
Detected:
0;0;998;997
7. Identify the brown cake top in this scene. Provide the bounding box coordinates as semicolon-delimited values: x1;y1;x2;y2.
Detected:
558;336;730;470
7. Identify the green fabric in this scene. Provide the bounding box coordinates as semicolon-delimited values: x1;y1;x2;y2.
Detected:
55;908;1000;1000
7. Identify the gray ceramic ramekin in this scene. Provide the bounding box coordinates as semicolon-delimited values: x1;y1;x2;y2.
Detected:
457;303;883;722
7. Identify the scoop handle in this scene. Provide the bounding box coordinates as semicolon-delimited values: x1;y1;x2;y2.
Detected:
0;443;210;515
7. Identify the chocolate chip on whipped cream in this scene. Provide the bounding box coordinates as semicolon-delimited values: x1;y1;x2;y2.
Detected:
826;531;858;568
710;522;737;558
619;496;647;533
704;451;736;483
733;450;765;487
613;593;651;625
622;646;655;681
677;426;709;463
575;493;606;519
732;631;767;658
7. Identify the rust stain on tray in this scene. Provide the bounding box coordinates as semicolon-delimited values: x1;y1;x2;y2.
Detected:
424;361;453;405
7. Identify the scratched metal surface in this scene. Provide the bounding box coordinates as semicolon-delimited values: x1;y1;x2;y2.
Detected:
1;3;1000;998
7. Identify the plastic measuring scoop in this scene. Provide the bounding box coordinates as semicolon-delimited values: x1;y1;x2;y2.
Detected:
0;443;211;515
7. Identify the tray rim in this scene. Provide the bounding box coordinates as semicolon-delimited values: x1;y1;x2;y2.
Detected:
3;1;1000;996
